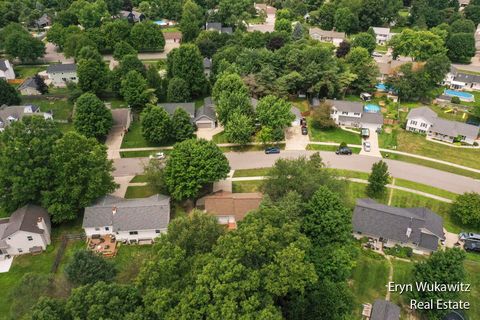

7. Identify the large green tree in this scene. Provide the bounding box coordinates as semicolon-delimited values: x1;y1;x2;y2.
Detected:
351;32;376;54
42;132;116;223
224;111;255;145
163;139;230;201
256;95;294;135
141;104;172;144
172;108;196;141
65;250;117;286
74;93;113;140
390;29;447;61
3;28;45;62
451;192;480;228
446;33;476;63
130;21;165;51
167;44;206;97
121;70;152;110
167;77;190;102
366;160;390;198
180;0;204;42
77;57;109;94
0;79;20;106
345;47;378;93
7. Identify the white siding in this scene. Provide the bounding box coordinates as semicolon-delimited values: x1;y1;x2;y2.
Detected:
406;117;432;133
84;226;113;237
4;231;48;255
48;71;78;87
116;228;167;242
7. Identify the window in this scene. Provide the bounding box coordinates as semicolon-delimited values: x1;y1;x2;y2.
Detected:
18;248;23;253
27;236;33;241
353;113;360;116
105;227;109;231
410;120;417;126
129;231;138;235
155;230;160;233
342;111;348;115
94;227;100;231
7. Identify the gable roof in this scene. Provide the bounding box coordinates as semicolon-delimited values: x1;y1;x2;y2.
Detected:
194;97;216;122
83;194;171;232
206;22;222;31
326;99;364;113
309;27;346;40
0;59;9;72
1;205;50;239
160;102;196;118
431;117;479;139
352;199;444;251
371;300;400;320
372;27;391;35
18;77;39;91
47;63;77;73
406;106;437;123
454;72;480;84
202;191;262;222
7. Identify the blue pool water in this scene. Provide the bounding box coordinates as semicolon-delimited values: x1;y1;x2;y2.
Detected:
364;104;381;113
444;90;474;99
376;83;387;91
154;20;166;25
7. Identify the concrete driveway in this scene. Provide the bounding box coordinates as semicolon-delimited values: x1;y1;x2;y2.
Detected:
247;13;275;33
285;126;309;150
0;256;13;273
444;230;460;249
196;126;223;141
359;125;382;158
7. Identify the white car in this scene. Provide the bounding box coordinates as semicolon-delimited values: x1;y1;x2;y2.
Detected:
149;152;165;160
363;141;371;152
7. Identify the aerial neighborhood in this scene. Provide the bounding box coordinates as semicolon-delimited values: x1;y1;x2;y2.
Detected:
1;1;480;320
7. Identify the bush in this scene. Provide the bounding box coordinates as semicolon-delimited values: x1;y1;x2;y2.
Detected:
311;103;336;129
451;96;461;104
384;244;413;258
65;250;117;286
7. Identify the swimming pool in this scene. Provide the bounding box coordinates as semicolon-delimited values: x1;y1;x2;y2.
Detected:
444;90;475;102
376;83;387;91
364;104;381;113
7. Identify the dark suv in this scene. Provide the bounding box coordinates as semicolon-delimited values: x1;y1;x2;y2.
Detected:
265;147;280;154
336;147;352;155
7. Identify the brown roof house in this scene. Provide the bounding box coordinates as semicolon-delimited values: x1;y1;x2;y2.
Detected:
0;205;51;259
198;191;263;229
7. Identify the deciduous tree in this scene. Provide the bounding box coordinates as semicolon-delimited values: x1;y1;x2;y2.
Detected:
451;192;480;228
74;93;113;139
141;104;172;144
172;108;195;141
77;58;109;94
180;0;204;42
167;77;190;102
65;250;117;286
224;112;255;145
167;44;206;97
0;79;20;105
121;70;152;110
130;21;165;51
367;160;390;198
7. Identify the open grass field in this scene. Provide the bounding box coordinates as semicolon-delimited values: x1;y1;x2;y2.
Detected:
22;98;74;121
394;178;458;200
14;65;47;78
308;124;362;145
232;180;263;193
233;168;270;178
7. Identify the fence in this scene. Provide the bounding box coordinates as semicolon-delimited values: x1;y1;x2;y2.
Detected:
50;233;85;273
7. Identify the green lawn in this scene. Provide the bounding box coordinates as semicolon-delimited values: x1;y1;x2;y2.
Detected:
114;244;153;283
350;249;390;317
233;168;270;177
120;149;171;158
220;144;285;152
463;259;480;319
289;98;310;113
390;259;415;312
104;98;128;109
124;185;156;198
232;180;263;193
308;124;362;145
307;144;361;153
394;178;458;201
56;122;74;134
130;175;148;183
121;119;173;149
14;65;47;78
22;98;74;121
212;131;229;144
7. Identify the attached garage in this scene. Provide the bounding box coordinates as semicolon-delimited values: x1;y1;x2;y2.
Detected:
196;119;215;129
194;99;217;129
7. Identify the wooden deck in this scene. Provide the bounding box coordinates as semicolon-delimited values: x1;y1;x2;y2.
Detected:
87;235;118;257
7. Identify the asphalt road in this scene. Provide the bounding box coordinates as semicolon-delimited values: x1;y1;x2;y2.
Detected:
113;151;480;194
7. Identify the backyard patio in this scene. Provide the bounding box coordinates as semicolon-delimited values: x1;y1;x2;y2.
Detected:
87;235;118;257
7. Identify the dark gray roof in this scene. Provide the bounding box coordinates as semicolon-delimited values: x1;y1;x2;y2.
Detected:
221;27;233;34
361;112;384;125
83;194;171;232
160;103;195;118
1;205;51;239
18;77;39;91
291;106;302;120
454;72;480;84
194;97;217;122
326;99;363;113
407;107;437;123
430;117;479;139
35;14;50;27
47;63;77;73
203;57;212;69
0;59;7;72
338;115;361;123
353;199;444;251
371;300;401;320
206;22;222;31
0;105;52;130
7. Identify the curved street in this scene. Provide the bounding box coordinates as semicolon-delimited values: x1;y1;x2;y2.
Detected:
113;150;480;194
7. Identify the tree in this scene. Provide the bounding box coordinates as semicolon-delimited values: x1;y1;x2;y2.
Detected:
212;72;252;125
141;104;172;144
292;22;304;40
345;47;378;93
163;139;230;201
33;74;48;94
450;18;476;33
367;160;390;198
78;0;108;29
63;33;96;59
0;79;20;105
224;112;255;145
167;44;206;97
390;29;447;61
65;250;117;286
334;7;358;34
146;65;166;101
411;248;466;319
3;30;45;62
42;132;116;223
256;95;294;135
217;0;251;27
130;21;165;51
465;5;480;25
446;33;476;63
172;108;196;141
74;93;113;139
262;153;349;202
451;192;480;228
0;117;61;212
111;54;147;93
77;58;109;94
101;19;132;50
275;18;292;33
311;103;336;129
76;46;103;63
423;54;451;85
113;41;137;61
351;32;376;54
167;77;190;102
316;3;335;30
31;297;68;320
121;70;152;110
358;0;383;30
180;0;204;42
336;41;351;58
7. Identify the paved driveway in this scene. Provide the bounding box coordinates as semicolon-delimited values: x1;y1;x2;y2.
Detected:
196;126;223;141
113;151;480;194
285;126;309;150
0;256;13;273
359;125;382;158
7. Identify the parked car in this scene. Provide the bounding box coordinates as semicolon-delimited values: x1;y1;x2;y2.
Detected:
360;93;372;101
363;141;371;152
464;240;480;253
336;147;352;155
265;147;280;154
361;128;370;138
149;152;165;160
300;117;307;126
372;51;383;57
459;232;480;242
301;126;308;135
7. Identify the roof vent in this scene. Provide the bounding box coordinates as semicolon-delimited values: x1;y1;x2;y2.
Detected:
406;227;412;238
112;206;117;215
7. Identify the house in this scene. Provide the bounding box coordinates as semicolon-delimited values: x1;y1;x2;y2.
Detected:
206;22;233;34
309;27;346;47
34;14;51;28
0;205;51;259
111;108;132;132
352;199;445;253
326;99;384;130
370;300;401;320
459;0;471;10
0;105;53;132
119;10;145;23
46;63;77;87
194;97;217;129
197;191;263;229
18;77;41;95
376;59;415;82
162;31;182;43
83;194;170;244
443;66;480;91
0;59;15;80
372;27;394;45
406;106;479;144
160;102;196;119
203;57;212;76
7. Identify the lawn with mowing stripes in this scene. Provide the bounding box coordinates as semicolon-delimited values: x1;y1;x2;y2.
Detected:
394;178;458;200
232;180;263;193
124;185;156;198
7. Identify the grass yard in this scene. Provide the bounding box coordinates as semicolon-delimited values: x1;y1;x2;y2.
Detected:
22;98;74;121
125;185;156;198
289;98;310;113
130;175;148;183
56;122;74;134
394;178;458;201
14;65;47;78
308;125;362;145
104;98;128;109
120;149;171;158
462;259;480;319
113;244;153;283
307;144;361;153
121;119;173;149
390;259;415;310
233;168;270;177
350;249;390;317
220;144;285;153
232;180;263;193
212;131;229;144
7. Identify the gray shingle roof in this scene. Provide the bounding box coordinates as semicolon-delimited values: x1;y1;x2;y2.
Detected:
406;107;437;123
1;205;50;239
430;117;479;139
160;103;196;118
18;77;39;91
361;112;384;125
326;99;364;113
0;59;7;72
83;194;170;232
352;199;444;251
371;300;401;320
47;63;77;73
309;27;346;40
454;72;480;84
206;22;222;31
0;105;53;130
194;97;216;122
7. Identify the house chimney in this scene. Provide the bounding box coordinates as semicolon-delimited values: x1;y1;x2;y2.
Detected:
37;217;44;230
112;206;117;215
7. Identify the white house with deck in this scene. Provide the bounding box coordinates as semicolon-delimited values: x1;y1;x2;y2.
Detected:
46;63;78;87
326;99;384;130
309;28;346;47
372;27;394;45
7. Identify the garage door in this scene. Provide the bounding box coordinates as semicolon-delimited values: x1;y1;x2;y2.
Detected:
196;122;213;129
